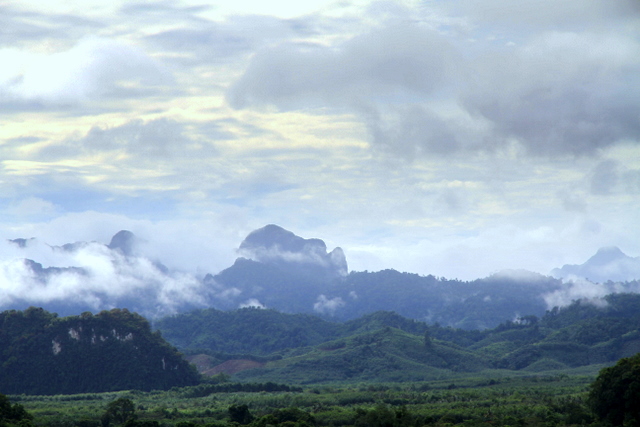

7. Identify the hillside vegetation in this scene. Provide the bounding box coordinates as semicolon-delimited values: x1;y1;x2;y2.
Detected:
0;307;200;395
156;293;640;383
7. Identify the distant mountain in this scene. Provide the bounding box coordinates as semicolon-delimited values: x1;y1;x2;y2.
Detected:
551;246;640;283
214;226;566;329
238;224;348;278
3;231;210;318
6;226;640;330
0;307;199;395
107;229;138;256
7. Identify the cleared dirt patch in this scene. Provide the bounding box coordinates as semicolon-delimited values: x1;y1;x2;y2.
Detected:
204;359;265;376
186;354;265;376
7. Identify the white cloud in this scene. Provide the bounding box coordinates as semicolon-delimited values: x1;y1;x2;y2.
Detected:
4;197;59;218
543;278;640;309
0;37;172;106
239;298;265;309
313;294;345;315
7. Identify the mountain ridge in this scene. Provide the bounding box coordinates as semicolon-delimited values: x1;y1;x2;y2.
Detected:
551;246;640;283
3;226;640;329
155;293;640;383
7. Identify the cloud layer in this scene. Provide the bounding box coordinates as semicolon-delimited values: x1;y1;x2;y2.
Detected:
0;0;639;285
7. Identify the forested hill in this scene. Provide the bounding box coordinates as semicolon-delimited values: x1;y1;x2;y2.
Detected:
156;293;640;383
154;309;427;356
0;308;200;395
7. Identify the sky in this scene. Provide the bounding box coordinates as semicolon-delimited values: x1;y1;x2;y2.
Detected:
1;0;639;282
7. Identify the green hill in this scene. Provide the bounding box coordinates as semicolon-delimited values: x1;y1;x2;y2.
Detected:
0;307;200;395
233;327;488;383
156;293;640;383
155;307;342;355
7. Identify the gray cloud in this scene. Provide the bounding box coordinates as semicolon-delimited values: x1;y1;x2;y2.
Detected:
228;17;640;158
227;24;459;109
446;0;640;31
589;160;619;196
35;118;216;162
463;32;640;157
145;14;310;65
364;105;460;157
623;169;640;194
0;4;102;48
557;189;587;213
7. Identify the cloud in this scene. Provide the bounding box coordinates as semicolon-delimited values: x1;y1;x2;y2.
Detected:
313;294;344;315
0;226;250;318
589;160;619;195
623;169;640;194
227;24;459;110
0;37;172;107
228;17;640;158
239;298;265;309
557;189;587;213
145;14;306;65
74;118;209;159
543;277;640;309
0;4;103;48
463;32;640;156
445;0;640;31
4;197;60;218
0;239;188;312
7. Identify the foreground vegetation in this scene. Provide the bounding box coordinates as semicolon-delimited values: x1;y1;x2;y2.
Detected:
11;374;599;426
13;351;640;427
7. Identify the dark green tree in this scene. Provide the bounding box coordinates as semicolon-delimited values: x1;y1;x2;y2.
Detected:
423;328;432;349
0;393;33;426
102;398;136;427
228;404;253;425
588;352;640;426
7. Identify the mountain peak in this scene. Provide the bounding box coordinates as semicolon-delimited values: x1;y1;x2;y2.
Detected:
551;246;640;283
238;224;347;277
240;224;319;253
108;230;137;256
588;246;627;266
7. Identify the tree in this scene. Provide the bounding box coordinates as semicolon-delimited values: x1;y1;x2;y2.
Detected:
102;398;136;427
228;404;253;425
423;328;432;349
588;352;640;426
0;393;33;426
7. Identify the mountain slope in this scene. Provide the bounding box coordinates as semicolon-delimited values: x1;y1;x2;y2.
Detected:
233;327;488;383
0;307;200;395
156;293;640;383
